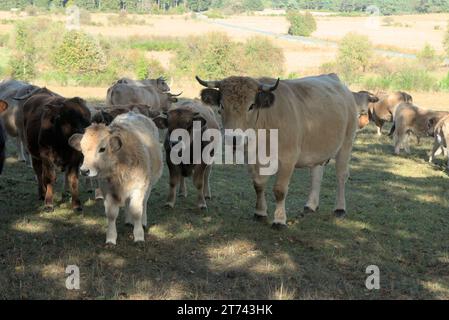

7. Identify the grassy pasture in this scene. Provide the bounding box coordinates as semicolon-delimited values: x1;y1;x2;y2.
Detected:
0;121;448;299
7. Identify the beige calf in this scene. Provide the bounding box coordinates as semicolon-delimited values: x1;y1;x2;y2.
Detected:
69;112;163;245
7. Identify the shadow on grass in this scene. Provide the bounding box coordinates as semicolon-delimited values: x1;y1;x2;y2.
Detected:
1;124;448;299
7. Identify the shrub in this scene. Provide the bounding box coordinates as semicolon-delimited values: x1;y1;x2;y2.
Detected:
243;36;284;77
53;31;106;76
25;5;37;16
443;21;449;57
8;21;36;81
287;11;317;37
243;0;264;11
417;43;439;70
336;33;373;79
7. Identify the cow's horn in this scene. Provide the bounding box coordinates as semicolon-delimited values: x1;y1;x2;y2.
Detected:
195;76;219;89
170;91;183;97
260;78;280;92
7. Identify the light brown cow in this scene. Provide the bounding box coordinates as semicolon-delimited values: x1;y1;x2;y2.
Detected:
106;82;180;111
427;114;449;169
69;112;163;245
369;91;413;135
153;99;219;209
392;102;449;155
197;73;358;228
352;91;379;129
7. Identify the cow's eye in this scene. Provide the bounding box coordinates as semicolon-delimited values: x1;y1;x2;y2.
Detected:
99;147;106;153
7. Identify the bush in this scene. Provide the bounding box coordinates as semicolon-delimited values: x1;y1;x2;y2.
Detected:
362;67;437;91
243;0;264;11
443;21;449;57
417;43;439;70
243;36;284;77
287;11;317;37
53;31;106;76
336;33;373;79
25;5;37;16
8;21;36;81
129;37;181;51
174;33;285;79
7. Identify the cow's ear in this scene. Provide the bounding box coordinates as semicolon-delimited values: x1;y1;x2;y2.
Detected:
109;135;122;152
69;133;83;151
200;89;221;106
0;100;8;113
254;90;275;109
153;114;168;129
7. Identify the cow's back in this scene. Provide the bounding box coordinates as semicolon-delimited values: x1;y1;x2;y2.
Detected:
259;74;357;167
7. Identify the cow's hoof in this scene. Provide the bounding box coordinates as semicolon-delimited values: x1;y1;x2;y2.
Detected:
105;239;116;246
44;205;54;213
179;193;187;198
271;222;287;230
334;209;346;218
205;195;211;200
198;204;207;210
73;206;83;213
253;214;268;223
164;203;174;209
303;206;318;214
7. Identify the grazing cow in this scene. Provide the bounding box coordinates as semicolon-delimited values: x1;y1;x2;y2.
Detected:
391;102;449;155
369;91;413;135
106;82;180;111
69;112;163;245
0;101;7;175
115;77;170;92
22;93;91;211
352;91;379;129
0;79;41;162
153;99;219;209
427;114;449;169
196;74;358;227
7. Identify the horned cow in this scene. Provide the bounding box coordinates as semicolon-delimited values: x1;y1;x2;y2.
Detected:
69;112;163;245
197;73;358;227
0;100;7;175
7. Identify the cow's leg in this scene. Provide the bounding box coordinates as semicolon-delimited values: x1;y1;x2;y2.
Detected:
67;166;82;211
334;140;353;218
193;165;207;209
165;170;180;208
179;176;187;198
429;139;441;163
142;188;150;230
393;129;405;155
304;165;324;213
16;138;27;162
375;120;383;136
104;195;119;245
251;168;270;220
32;158;45;200
124;198;132;225
42;161;56;212
128;190;145;242
203;165;212;200
272;162;295;228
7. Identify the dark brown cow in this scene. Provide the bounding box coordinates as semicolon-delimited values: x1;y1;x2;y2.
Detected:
22;92;91;211
153;100;219;209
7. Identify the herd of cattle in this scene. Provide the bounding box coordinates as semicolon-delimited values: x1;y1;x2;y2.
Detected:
0;74;448;245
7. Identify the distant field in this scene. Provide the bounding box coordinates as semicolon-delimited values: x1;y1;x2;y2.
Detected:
1;11;448;75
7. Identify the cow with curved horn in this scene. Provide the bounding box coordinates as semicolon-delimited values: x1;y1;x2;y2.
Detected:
196;74;358;228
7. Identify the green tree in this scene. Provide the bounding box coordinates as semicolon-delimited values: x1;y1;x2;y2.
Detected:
336;33;373;78
286;11;317;37
8;21;36;81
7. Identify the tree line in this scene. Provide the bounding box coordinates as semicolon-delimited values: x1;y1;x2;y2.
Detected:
1;0;449;14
